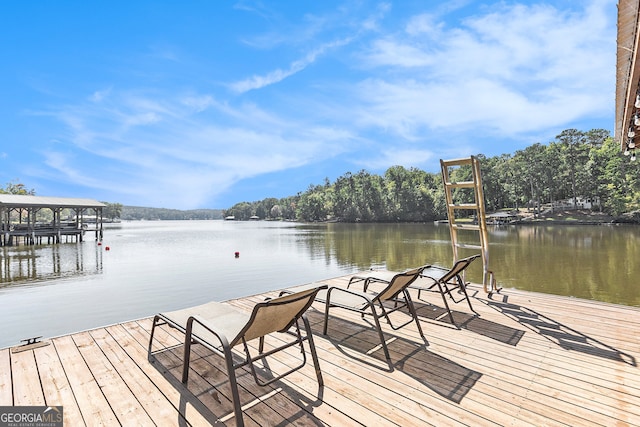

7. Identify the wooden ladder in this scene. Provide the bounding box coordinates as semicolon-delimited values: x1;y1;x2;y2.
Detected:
440;156;498;293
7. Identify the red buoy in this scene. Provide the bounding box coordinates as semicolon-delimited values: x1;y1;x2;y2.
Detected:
235;251;240;258
105;246;110;251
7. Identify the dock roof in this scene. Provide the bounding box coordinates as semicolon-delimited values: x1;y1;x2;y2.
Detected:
0;194;105;209
616;0;640;150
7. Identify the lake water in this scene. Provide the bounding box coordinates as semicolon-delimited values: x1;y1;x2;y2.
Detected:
1;220;639;349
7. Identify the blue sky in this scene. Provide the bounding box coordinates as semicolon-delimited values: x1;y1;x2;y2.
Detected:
1;0;616;209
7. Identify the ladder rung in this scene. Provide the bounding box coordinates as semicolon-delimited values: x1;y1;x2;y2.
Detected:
451;224;480;230
441;158;473;167
444;181;475;188
449;203;479;209
455;243;483;250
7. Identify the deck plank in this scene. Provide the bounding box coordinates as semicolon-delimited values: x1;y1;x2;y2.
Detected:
53;335;119;425
88;326;189;426
3;274;640;427
0;349;12;405
116;320;224;427
10;346;45;406
71;331;155;424
33;342;84;426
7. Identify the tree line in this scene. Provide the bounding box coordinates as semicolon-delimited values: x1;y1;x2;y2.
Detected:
4;128;639;223
224;128;640;222
120;206;223;220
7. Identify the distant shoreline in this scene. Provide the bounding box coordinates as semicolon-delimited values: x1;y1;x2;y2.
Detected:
503;209;639;225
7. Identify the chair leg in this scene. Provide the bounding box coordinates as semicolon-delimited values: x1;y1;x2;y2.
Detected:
223;344;244;427
148;315;160;358
436;281;456;324
302;314;324;387
456;274;476;314
182;319;194;384
323;301;331;335
369;304;392;367
404;290;427;344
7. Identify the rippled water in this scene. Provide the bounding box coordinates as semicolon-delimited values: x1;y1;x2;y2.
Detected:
1;220;638;348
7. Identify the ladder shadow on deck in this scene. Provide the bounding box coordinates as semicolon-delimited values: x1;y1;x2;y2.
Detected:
484;296;637;366
150;342;325;426
306;310;482;404
412;301;526;347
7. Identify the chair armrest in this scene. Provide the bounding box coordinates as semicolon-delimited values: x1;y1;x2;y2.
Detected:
347;275;367;288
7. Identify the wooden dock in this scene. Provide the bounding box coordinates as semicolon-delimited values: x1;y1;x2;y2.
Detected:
2;273;639;426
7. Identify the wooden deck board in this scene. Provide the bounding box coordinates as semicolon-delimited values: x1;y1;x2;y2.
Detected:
0;349;12;405
10;347;45;406
118;320;226;426
33;342;84;425
88;327;186;426
2;274;640;426
52;334;119;425
72;330;155;424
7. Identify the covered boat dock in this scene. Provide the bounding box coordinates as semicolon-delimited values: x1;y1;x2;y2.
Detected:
0;194;105;246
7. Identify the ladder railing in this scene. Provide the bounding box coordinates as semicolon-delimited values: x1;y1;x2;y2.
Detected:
440;156;498;293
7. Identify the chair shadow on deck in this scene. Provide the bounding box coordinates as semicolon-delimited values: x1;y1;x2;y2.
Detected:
149;341;325;427
148;344;222;426
484;295;637;366
412;300;526;347
305;310;482;404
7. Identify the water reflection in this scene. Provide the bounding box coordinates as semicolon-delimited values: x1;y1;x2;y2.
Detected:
1;243;103;286
1;220;639;349
492;224;640;306
3;221;639;308
296;223;456;271
293;222;640;307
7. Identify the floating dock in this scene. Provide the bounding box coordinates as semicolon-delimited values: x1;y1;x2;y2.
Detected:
1;274;639;426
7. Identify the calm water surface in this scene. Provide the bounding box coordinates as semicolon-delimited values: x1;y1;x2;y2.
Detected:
1;220;638;348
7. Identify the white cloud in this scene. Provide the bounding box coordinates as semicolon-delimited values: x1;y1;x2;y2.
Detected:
361;2;392;31
355;0;615;141
181;95;215;112
42;89;356;207
356;148;435;170
366;39;434;67
25;1;615;208
90;88;112;103
230;38;352;93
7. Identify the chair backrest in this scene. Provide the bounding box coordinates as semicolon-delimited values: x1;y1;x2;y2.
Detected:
440;254;481;283
233;285;324;345
376;266;425;301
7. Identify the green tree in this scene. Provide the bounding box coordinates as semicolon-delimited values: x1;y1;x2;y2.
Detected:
556;129;589;205
102;202;123;220
1;180;35;195
222;127;640;222
297;184;330;221
514;143;548;215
